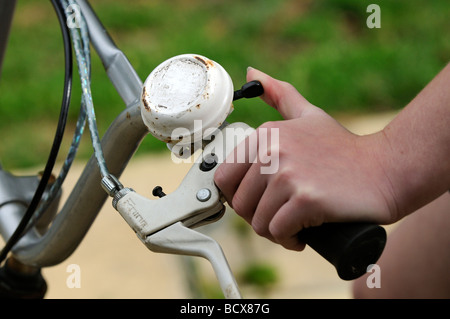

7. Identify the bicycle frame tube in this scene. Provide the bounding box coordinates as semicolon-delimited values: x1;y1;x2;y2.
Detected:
10;0;148;266
14;105;148;266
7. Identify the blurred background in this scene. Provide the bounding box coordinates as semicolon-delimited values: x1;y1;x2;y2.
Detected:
0;0;449;299
0;0;448;169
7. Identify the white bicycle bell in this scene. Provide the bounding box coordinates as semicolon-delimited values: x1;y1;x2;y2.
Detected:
141;54;234;155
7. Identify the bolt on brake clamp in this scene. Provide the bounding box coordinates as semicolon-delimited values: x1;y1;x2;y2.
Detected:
104;122;253;299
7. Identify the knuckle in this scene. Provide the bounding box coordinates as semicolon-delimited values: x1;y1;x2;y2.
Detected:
268;222;303;251
231;192;246;217
268;222;287;244
293;191;314;207
269;227;283;241
292;186;320;207
251;217;268;237
279;80;296;93
259;121;278;130
273;167;294;186
292;189;325;228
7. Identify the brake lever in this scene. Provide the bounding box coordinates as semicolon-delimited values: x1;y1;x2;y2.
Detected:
110;121;253;299
143;221;241;299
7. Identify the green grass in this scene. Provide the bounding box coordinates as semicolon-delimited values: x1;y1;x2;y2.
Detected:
0;0;448;170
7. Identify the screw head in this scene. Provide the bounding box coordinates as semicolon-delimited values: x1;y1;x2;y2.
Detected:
196;188;211;202
152;186;166;198
200;153;218;171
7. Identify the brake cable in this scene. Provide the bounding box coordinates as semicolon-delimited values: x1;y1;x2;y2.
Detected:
64;0;111;179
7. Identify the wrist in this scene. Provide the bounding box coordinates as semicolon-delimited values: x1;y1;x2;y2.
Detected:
358;131;402;223
374;122;450;221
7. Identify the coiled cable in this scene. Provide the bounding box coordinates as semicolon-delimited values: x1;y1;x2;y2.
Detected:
0;0;73;264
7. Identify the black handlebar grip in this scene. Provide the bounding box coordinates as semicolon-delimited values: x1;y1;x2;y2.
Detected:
298;222;386;280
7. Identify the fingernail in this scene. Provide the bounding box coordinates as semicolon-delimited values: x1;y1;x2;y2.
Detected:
247;66;254;72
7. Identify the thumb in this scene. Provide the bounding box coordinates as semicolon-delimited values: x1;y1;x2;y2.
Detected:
246;67;316;120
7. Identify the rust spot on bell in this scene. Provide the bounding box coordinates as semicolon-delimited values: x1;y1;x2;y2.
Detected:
142;87;151;111
194;56;214;69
